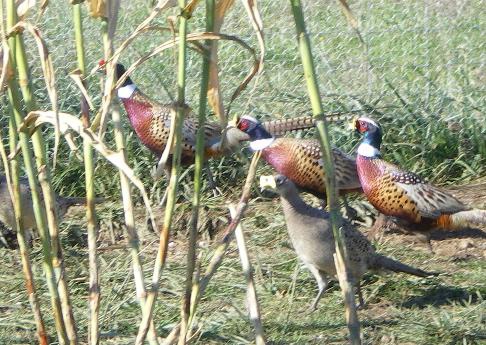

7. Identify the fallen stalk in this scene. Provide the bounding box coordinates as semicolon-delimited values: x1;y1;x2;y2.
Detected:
230;205;266;345
187;151;261;335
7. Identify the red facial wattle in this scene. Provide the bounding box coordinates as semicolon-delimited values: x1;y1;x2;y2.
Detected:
238;119;250;132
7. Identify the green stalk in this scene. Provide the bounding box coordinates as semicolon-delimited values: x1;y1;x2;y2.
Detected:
178;0;214;343
99;6;159;345
0;2;48;342
73;4;99;344
5;0;69;342
5;116;49;345
289;0;361;343
135;1;189;343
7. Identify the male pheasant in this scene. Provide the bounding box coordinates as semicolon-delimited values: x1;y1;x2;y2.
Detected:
354;117;486;249
103;61;320;169
233;115;362;200
260;174;434;310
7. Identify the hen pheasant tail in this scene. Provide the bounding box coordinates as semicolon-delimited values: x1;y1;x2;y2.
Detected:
371;254;435;277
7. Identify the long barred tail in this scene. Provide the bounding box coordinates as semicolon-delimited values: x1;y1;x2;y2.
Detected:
372;255;436;277
440;209;486;229
261;113;349;136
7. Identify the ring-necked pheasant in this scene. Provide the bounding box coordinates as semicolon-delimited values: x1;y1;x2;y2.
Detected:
232;115;362;201
354;117;486;250
260;174;435;310
101;61;321;170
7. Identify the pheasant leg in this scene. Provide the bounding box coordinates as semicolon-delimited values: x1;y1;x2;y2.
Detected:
356;282;365;309
204;163;221;197
306;263;328;312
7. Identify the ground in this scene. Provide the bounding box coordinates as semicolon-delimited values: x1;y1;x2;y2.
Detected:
0;179;485;344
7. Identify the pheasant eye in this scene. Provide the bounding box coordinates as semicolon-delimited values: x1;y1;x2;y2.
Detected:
357;121;368;133
238;120;250;131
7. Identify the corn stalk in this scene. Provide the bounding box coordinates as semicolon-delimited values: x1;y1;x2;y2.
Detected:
135;1;189;343
177;0;214;343
72;3;100;344
0;3;48;341
2;113;49;345
96;1;160;343
5;0;70;343
289;0;361;343
231;205;265;345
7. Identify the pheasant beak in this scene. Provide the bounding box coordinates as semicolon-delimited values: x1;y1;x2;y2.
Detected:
227;116;238;129
259;175;277;192
348;117;358;131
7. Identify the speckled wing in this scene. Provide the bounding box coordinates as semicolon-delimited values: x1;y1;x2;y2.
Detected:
369;161;468;222
294;139;360;191
269;138;361;197
391;168;468;218
148;102;224;159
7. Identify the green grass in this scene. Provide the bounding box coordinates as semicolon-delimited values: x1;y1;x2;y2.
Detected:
1;197;485;344
0;0;485;344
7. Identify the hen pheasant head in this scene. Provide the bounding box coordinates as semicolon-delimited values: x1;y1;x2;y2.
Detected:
259;174;295;196
354;117;383;158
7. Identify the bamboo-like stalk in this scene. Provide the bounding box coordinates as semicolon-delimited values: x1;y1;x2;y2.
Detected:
72;4;99;344
177;1;214;343
3;118;50;345
187;151;261;337
0;2;48;342
135;3;189;341
289;1;361;343
230;205;266;345
98;3;159;344
5;1;70;343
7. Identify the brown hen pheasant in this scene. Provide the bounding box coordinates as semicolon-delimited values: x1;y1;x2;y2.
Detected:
354;117;486;250
260;174;434;310
234;115;362;200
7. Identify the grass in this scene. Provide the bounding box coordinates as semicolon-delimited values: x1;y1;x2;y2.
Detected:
0;0;485;344
1;196;485;344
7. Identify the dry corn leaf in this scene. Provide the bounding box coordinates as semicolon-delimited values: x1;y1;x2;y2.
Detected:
86;0;106;18
8;22;61;169
207;0;235;126
240;0;264;74
0;44;12;91
337;0;364;43
16;0;36;18
19;111;158;231
69;69;95;110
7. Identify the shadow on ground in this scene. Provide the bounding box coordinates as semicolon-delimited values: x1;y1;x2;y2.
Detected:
401;285;483;309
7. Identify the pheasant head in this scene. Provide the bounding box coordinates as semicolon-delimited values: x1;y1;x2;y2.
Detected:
233;115;275;150
98;60;137;99
354;117;382;158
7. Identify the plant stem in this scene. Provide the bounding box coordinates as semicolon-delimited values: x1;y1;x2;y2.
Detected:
289;0;361;343
5;0;70;343
99;4;159;344
0;2;48;342
231;205;266;345
178;0;214;343
188;152;261;332
135;1;189;342
73;4;100;344
4;114;50;345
